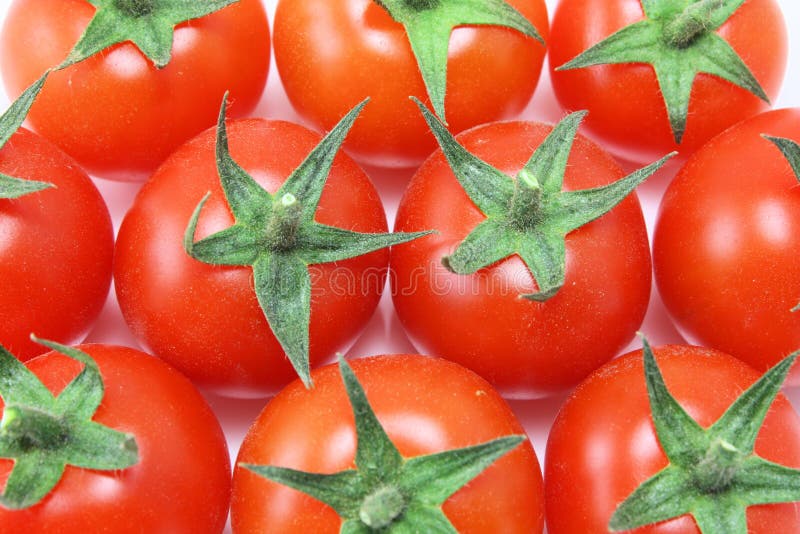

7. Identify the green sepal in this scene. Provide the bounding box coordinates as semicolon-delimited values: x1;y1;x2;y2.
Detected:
242;357;525;532
0;338;139;510
59;0;239;68
557;0;767;143
0;72;55;199
609;337;800;534
183;96;430;388
415;97;674;301
374;0;543;122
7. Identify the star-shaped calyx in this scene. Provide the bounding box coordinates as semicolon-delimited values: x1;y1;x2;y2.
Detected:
415;99;674;301
59;0;239;68
556;0;768;143
0;72;54;199
184;97;429;388
374;0;544;122
242;357;525;533
609;337;800;533
0;338;138;510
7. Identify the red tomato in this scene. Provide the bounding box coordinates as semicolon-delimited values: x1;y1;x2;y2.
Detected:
0;128;112;360
654;108;800;384
0;344;231;532
231;354;544;533
273;0;549;168
0;0;270;180
391;121;652;398
544;344;800;533
548;0;787;163
114;118;393;397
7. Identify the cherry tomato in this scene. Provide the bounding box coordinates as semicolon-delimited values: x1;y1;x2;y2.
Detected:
0;0;270;180
545;344;800;533
273;0;549;168
0;344;231;532
391;120;652;398
231;354;544;533
0;128;112;360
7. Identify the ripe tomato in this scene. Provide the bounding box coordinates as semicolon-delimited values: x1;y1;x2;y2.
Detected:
231;354;544;533
0;128;112;360
273;0;549;168
391;120;652;398
548;0;787;163
114;117;394;397
0;344;231;532
0;0;270;180
544;344;800;533
654;108;800;384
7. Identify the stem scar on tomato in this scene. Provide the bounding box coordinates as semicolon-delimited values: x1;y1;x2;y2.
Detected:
609;336;800;534
241;357;525;533
0;338;139;510
183;95;430;388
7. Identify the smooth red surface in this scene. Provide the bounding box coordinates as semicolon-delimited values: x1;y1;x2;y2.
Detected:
273;0;549;168
0;344;231;533
0;0;270;180
545;344;800;533
391;121;652;398
0;128;112;360
231;354;544;533
549;0;787;163
114;118;393;397
655;108;800;385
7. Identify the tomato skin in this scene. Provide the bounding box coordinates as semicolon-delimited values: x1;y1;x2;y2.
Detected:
273;0;549;168
231;354;544;533
544;344;800;533
548;0;787;163
0;128;112;361
654;108;800;385
390;121;651;398
0;0;270;181
0;344;231;533
114;118;392;397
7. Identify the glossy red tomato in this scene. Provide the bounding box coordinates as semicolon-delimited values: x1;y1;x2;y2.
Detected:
0;344;231;532
0;128;112;360
231;354;544;533
545;344;800;533
273;0;549;168
654;108;800;384
549;0;787;163
391;121;652;398
0;0;270;180
114;118;393;397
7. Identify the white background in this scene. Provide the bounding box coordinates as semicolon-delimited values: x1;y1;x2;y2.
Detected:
1;0;799;531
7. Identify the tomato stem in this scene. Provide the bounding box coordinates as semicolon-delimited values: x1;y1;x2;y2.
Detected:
114;0;155;18
663;0;722;49
509;169;544;230
359;485;407;528
264;193;303;252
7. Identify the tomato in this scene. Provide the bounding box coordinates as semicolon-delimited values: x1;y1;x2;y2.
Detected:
654;108;800;384
0;343;231;532
114;117;394;397
548;0;787;163
544;344;800;533
0;127;112;361
0;0;270;180
273;0;549;168
231;354;544;533
391;120;652;398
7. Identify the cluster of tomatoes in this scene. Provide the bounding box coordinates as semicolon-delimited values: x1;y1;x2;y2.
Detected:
1;0;799;532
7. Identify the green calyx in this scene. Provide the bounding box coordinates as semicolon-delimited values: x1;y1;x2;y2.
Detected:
415;98;674;301
0;338;139;510
184;96;430;389
59;0;239;69
557;0;768;143
242;357;525;533
0;72;54;200
609;336;800;534
374;0;544;122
